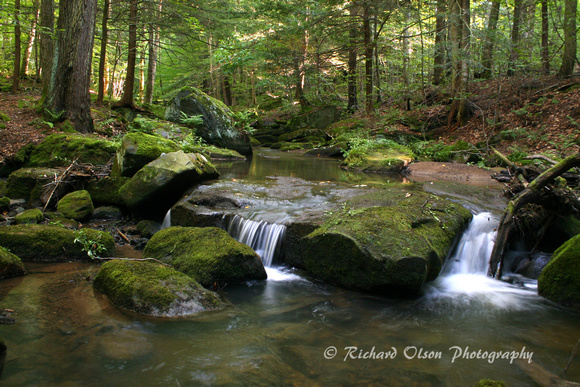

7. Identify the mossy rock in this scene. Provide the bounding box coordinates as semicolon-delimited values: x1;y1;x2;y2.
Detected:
285;106;343;131
93;259;222;316
0;246;26;279
473;379;506;387
49;217;79;229
165;87;252;156
136;220;161;238
279;128;325;142
90;206;122;221
301;192;472;294
119;151;219;213
6;168;60;200
0;180;6;197
14;208;44;224
86;176;130;207
143;226;267;288
343;140;415;173
0;196;10;210
26;133;117;168
434;141;480;163
111;132;180;177
57;190;94;221
0;225;114;262
538;234;580;308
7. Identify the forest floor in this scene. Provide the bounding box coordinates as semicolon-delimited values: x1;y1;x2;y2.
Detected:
0;74;579;166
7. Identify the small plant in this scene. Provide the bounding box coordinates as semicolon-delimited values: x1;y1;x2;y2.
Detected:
180;112;204;127
233;110;257;134
178;133;206;152
73;229;108;259
129;115;157;134
44;108;64;123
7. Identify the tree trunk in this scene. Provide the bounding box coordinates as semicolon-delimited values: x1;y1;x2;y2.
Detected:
541;0;549;74
144;0;162;105
508;0;522;76
448;0;470;125
223;75;233;106
12;0;21;94
97;0;110;105
433;0;447;85
39;0;54;100
20;0;40;78
347;4;359;113
481;0;500;79
363;4;373;114
559;0;577;76
46;0;97;133
118;0;138;107
488;152;580;278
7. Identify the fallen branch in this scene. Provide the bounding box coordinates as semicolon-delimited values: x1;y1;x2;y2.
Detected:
524;154;559;165
116;228;131;244
563;339;580;376
488;152;580;278
42;158;79;212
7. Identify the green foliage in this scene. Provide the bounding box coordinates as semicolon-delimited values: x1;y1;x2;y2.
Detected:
129;115;157;134
410;140;446;159
178;133;206;152
73;229;108;259
232;109;257;134
179;112;204;127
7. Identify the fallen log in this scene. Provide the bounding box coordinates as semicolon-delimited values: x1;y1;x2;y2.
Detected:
488;152;580;278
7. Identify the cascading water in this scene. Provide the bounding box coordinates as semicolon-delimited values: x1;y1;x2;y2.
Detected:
226;215;286;267
161;209;171;229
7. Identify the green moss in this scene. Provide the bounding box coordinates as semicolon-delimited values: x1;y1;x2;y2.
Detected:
143;226;266;288
26;133;117;168
14;209;44;224
0;224;114;262
93;259;222;316
0;111;10;122
538;234;580;308
86;176;130;207
0;181;6;197
473;379;506;387
0;245;26;279
0;197;9;209
57;190;94;220
6;168;60;200
343;138;414;173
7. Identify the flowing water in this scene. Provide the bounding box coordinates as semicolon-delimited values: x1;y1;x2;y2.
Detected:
1;149;579;386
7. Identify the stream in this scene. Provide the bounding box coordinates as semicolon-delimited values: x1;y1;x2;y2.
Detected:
0;149;579;386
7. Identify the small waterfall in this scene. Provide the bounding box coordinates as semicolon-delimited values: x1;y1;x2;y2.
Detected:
161;209;171;229
226;215;286;267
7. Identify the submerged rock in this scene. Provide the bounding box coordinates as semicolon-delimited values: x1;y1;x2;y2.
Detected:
538;234;580;308
0;225;114;262
165;87;252;156
0;246;26;279
93;259;222;316
111;132;180;177
119;151;219;214
143;226;267;288
57;190;94;221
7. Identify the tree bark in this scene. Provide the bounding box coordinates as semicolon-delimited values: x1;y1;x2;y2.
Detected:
20;0;40;78
559;0;577;77
433;0;447;85
144;0;162;105
541;0;549;74
347;4;359;113
488;152;580;278
12;0;21;94
118;0;138;107
481;0;500;79
448;0;470;125
363;4;373;114
39;0;54;100
97;0;110;105
508;0;523;76
46;0;97;133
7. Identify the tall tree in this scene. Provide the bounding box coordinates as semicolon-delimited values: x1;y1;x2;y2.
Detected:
144;0;163;104
12;0;21;93
559;0;577;76
541;0;549;74
448;0;470;125
432;0;447;85
118;0;138;107
97;0;110;104
347;3;359;113
39;0;54;99
481;0;500;79
363;3;373;113
46;0;97;133
20;0;40;78
508;0;523;76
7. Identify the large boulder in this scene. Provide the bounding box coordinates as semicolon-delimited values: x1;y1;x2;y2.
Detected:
25;133;117;168
343;139;415;174
57;190;94;221
143;226;267;288
165;87;252;156
119;151;219;213
299;191;472;294
538;234;580;308
111;132;180;177
0;246;26;279
285;105;343;131
0;225;114;262
14;208;44;224
93;259;222;316
86;176;129;207
6;167;60;201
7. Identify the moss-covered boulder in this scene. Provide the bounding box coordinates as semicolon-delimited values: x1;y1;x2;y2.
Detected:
0;196;10;211
538;234;580;308
57;190;94;220
343;139;415;173
0;246;26;279
86;176;129;207
0;180;6;197
111;132;180;177
0;225;114;262
165;87;252;156
119;151;219;213
136;220;161;238
143;226;267;287
14;208;44;224
6;167;60;201
93;259;222;316
90;206;122;221
25;133;117;168
285;105;343;131
300;192;472;294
